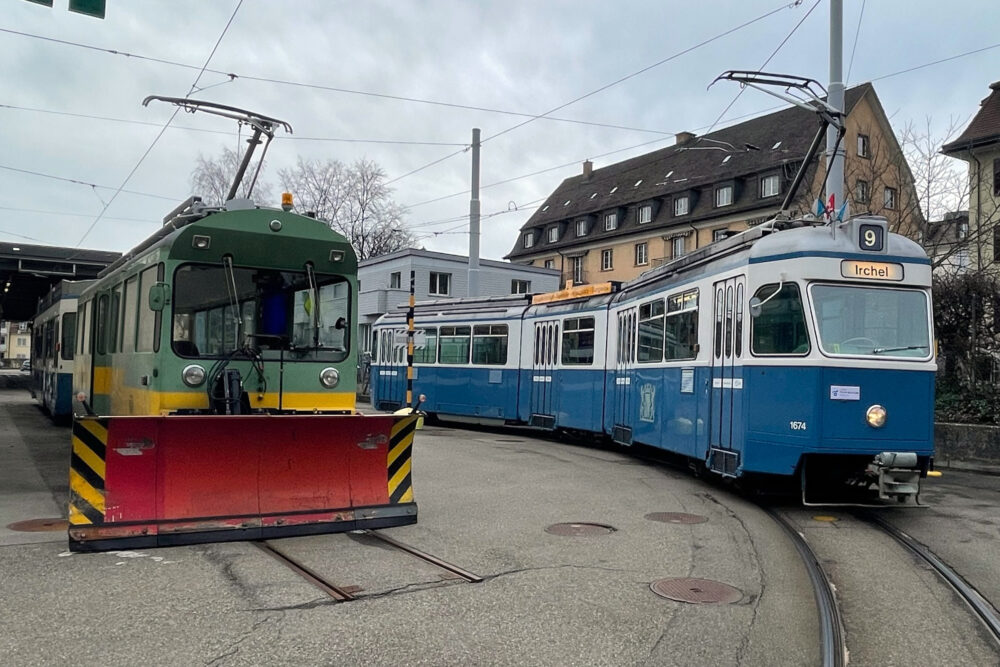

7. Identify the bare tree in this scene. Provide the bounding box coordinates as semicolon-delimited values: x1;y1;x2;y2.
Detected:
280;157;414;260
190;146;273;206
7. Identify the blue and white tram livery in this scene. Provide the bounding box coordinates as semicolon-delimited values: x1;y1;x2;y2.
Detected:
31;280;91;421
372;214;935;503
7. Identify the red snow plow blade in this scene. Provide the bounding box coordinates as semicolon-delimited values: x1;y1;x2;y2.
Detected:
68;413;418;552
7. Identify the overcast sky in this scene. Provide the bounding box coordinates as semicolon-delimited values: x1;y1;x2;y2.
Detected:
2;0;998;260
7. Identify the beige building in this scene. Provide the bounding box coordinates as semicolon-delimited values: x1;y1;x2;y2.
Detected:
941;81;1000;272
0;320;31;367
507;83;923;284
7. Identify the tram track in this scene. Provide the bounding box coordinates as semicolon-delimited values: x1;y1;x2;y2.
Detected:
760;506;848;667
858;511;1000;648
253;530;482;602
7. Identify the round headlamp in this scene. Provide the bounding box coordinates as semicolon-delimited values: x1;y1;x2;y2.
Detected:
319;367;340;389
866;404;887;429
182;364;207;387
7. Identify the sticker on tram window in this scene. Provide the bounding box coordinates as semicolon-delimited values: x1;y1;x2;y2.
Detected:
840;260;903;281
858;223;884;252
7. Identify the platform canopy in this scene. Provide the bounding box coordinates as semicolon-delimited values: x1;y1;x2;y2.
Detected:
0;242;120;321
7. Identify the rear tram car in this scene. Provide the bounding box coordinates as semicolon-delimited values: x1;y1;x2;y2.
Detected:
373;215;935;503
31;280;91;421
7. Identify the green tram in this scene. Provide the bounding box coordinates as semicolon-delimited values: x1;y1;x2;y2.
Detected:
66;99;417;552
73;198;359;416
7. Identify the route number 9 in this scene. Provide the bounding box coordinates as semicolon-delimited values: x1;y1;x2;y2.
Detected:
858;223;884;252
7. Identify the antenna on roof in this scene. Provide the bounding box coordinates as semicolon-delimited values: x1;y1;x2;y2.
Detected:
711;71;845;219
142;96;293;202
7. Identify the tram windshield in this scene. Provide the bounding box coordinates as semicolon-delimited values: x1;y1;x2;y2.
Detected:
172;263;351;361
810;284;930;358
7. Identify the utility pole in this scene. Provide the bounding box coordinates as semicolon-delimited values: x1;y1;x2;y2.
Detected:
468;128;481;298
826;0;845;208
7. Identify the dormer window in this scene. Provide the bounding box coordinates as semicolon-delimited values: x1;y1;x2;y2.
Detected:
722;155;732;164
609;186;618;194
604;212;618;231
548;226;559;243
715;185;734;207
772;141;782;149
523;231;534;248
674;196;689;216
760;174;780;198
563;200;571;206
576;219;588;237
634;179;643;187
590;192;598;199
541;205;549;212
665;170;674;179
638;204;652;224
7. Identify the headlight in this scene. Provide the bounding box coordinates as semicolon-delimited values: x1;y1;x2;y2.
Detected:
319;367;340;388
182;364;206;387
866;404;887;428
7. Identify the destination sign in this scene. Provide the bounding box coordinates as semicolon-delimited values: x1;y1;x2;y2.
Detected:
840;260;903;281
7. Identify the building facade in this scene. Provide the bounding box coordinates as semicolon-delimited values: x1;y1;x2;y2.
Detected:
941;81;1000;273
357;248;559;352
0;320;31;367
507;83;922;283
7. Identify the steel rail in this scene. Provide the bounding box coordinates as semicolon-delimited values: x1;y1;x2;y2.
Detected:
861;512;1000;646
761;506;848;667
364;530;484;583
253;541;356;601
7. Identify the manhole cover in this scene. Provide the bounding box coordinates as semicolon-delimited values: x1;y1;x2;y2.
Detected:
645;512;708;524
545;522;616;537
650;577;743;604
7;518;68;532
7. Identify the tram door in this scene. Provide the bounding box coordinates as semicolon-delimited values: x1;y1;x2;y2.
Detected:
528;320;559;428
708;276;746;476
610;306;637;444
374;328;407;410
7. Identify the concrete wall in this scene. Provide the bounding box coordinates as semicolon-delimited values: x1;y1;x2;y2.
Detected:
935;422;1000;472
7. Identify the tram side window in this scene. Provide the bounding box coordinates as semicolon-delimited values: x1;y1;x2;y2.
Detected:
562;317;595;365
122;276;138;353
61;313;76;361
438;326;471;364
412;327;438;364
472;324;508;365
666;289;699;360
95;294;109;355
79;301;91;355
751;283;809;355
637;300;665;363
109;284;122;353
137;265;160;353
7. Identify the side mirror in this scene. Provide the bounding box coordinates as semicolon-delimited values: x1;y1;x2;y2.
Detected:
748;296;763;318
148;283;169;312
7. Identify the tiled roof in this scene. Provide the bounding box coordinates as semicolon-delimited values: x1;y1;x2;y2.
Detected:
942;81;1000;154
507;84;873;260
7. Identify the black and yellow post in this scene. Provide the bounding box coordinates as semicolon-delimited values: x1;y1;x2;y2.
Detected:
388;414;417;503
406;269;415;407
68;417;108;527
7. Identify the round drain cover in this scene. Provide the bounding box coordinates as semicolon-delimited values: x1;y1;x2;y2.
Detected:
645;512;708;525
7;518;68;532
545;522;616;536
650;577;743;604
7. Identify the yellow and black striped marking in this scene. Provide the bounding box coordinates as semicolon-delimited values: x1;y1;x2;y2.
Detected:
69;418;108;526
388;415;417;504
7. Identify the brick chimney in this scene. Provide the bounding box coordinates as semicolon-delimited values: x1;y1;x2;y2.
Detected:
582;160;593;180
675;131;696;146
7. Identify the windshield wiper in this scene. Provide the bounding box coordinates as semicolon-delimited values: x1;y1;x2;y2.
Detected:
872;345;928;355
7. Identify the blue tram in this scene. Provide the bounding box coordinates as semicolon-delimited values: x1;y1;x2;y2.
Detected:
373;214;936;503
30;280;91;421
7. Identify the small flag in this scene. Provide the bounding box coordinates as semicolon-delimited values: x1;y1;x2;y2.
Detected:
826;193;836;214
815;198;825;216
836;202;848;221
303;292;312;316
